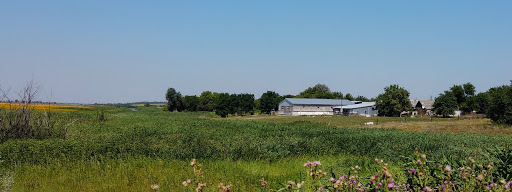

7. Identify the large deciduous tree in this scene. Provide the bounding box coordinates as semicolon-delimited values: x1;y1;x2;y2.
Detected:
165;88;183;112
198;91;215;111
259;91;282;114
344;93;355;101
433;91;458;117
182;95;199;112
297;84;335;99
450;85;466;107
486;83;512;125
375;84;411;117
214;93;231;117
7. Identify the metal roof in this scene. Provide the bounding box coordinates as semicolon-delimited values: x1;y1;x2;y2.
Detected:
333;102;376;109
283;98;354;106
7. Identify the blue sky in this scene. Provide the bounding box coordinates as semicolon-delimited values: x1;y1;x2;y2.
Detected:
1;1;511;103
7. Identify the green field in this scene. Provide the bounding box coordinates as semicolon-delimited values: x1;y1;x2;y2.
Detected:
1;106;511;191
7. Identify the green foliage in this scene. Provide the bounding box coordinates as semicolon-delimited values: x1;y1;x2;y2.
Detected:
472;92;490;114
433;91;458;117
2;108;512;190
355;95;370;102
214;93;231;117
165;88;183;112
143;103;151;107
198;91;215;112
332;92;344;99
450;85;466;106
182;95;199;112
488;145;512;181
214;93;254;117
487;84;512;124
2;110;511;165
0;109;68;142
376;85;411;117
237;93;255;115
463;82;476;97
344;93;355;101
297;84;341;99
259;91;282;114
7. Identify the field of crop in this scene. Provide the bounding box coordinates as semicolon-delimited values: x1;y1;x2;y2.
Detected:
1;106;511;191
0;103;92;112
234;115;512;135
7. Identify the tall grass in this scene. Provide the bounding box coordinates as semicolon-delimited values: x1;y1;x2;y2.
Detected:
1;108;510;165
2;107;511;190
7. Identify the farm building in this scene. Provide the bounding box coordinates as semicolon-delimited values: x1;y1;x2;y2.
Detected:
410;99;434;116
278;98;377;116
333;102;377;117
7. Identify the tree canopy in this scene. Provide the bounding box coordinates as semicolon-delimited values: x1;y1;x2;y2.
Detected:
375;85;411;117
433;91;458;117
486;83;512;124
198;91;215;111
258;91;282;114
182;95;199;112
165;88;183;112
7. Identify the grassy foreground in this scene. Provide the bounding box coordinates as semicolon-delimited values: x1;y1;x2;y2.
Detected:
1;106;511;191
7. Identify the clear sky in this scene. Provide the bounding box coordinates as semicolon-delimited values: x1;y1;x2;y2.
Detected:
1;1;511;103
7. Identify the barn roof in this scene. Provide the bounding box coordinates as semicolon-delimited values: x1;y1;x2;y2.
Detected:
339;102;376;109
411;100;434;110
283;98;354;106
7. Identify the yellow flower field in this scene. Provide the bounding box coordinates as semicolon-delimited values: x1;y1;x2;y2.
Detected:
0;103;92;112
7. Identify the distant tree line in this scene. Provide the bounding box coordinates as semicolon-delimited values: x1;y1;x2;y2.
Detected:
164;84;367;117
165;81;512;125
433;81;512;124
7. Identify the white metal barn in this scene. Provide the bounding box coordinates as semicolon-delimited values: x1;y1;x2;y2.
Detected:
278;98;355;116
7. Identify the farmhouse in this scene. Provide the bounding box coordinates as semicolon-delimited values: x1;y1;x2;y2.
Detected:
410;99;434;116
278;98;377;116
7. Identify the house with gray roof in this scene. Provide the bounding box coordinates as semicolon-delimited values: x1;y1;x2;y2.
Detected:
278;98;377;116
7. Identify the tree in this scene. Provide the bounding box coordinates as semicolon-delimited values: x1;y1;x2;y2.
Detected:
472;92;489;114
344;93;355;101
198;91;215;111
487;84;512;124
183;95;199;111
463;82;476;97
460;82;477;113
259;91;282;114
355;95;370;102
297;84;335;99
214;93;231;117
433;91;458;117
332;92;344;99
239;93;255;115
375;85;411;117
450;85;466;107
165;88;183;112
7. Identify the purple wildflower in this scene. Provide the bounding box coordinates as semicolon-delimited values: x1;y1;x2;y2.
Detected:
375;174;379;178
388;183;394;189
411;169;416;174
